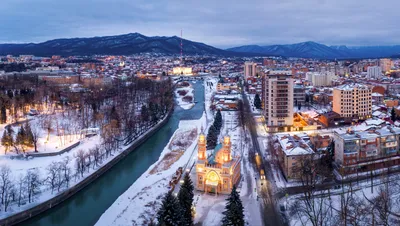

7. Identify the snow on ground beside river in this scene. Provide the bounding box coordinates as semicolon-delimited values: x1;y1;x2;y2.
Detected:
175;83;195;110
204;76;218;121
96;113;206;226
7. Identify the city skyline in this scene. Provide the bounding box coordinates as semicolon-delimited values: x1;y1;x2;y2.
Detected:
1;0;399;48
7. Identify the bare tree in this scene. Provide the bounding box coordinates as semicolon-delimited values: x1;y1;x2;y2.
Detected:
0;165;13;206
45;161;59;194
61;156;72;188
16;174;26;207
25;169;41;203
31;125;40;152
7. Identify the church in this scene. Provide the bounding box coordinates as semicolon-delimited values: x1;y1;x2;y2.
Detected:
195;132;241;195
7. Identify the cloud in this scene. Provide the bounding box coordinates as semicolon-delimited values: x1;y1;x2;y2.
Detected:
0;0;399;48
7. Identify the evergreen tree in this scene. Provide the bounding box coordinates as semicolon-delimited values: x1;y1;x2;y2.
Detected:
206;125;218;150
1;130;12;154
16;125;25;147
157;192;182;226
221;186;245;226
391;107;396;122
178;173;194;226
24;122;34;147
254;94;261;109
214;110;223;132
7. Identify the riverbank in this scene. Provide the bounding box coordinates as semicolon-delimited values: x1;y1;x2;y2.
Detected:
0;109;174;226
96;113;206;226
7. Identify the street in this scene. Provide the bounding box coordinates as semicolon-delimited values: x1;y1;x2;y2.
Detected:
242;92;287;226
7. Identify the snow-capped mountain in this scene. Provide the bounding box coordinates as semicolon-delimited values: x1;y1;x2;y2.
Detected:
0;33;230;56
228;42;400;59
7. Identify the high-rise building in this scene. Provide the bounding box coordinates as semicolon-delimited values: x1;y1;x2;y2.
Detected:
244;62;257;79
332;84;372;119
263;71;294;132
306;72;337;87
293;83;305;107
367;66;381;79
380;58;392;73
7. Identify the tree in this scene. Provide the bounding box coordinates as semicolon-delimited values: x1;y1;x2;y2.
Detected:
15;125;26;153
178;173;194;226
25;168;41;203
391;107;396;122
221;186;244;226
156;192;182;226
23;122;34;147
1;129;13;154
206;125;218;150
214;110;223;132
254;94;261;109
31;126;40;152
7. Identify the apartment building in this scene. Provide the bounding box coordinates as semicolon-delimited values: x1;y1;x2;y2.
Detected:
367;66;382;79
334;126;400;175
379;58;392;73
306;72;337;87
244;62;257;79
263;71;294;132
275;133;315;179
293;83;305;107
332;84;372;120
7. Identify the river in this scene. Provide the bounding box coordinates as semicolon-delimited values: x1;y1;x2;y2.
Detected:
20;81;205;226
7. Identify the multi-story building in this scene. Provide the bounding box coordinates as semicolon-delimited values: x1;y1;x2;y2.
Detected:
274;133;315;179
263;71;294;132
367;66;382;79
334;126;400;175
332;84;372;120
380;58;392;73
244;62;257;79
306;72;337;87
293;83;305;107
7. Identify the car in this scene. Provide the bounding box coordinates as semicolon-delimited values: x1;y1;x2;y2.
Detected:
260;169;265;180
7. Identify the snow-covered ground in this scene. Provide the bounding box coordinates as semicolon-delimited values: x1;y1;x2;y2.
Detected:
204;77;218;121
175;82;195;110
246;93;262;115
193;110;263;226
96;114;206;226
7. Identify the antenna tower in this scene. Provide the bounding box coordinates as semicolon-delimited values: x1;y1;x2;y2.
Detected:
180;29;183;65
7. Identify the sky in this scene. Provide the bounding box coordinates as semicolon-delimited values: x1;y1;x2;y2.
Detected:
0;0;399;48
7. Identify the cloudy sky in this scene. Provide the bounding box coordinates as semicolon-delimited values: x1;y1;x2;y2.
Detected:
0;0;398;48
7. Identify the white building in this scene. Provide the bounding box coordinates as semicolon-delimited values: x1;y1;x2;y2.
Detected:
332;84;372;119
263;71;294;132
367;66;382;78
244;62;257;79
306;72;337;87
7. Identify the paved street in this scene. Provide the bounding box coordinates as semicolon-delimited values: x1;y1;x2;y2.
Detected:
242;92;287;226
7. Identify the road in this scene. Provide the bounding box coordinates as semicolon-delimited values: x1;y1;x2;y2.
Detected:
242;92;287;226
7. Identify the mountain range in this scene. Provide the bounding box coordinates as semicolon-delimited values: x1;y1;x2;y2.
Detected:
0;33;229;57
227;41;400;59
1;33;400;59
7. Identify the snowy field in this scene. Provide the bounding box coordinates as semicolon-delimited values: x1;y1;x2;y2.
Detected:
96;114;206;226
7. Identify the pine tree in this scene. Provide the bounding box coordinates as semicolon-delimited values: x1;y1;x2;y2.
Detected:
1;130;11;154
221;186;245;226
254;94;261;109
157;192;182;226
24;122;34;147
391;107;396;122
214;110;223;132
16;125;25;147
206;125;217;150
178;173;194;226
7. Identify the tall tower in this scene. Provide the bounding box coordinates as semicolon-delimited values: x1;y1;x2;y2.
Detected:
198;131;206;160
180;29;183;65
222;135;231;162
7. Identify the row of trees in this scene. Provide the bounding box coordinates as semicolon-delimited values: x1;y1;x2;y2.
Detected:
206;109;223;150
1;122;40;154
155;174;245;226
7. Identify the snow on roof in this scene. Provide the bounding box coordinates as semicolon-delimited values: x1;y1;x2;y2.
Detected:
276;134;314;156
365;118;385;126
335;83;370;91
372;92;383;97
